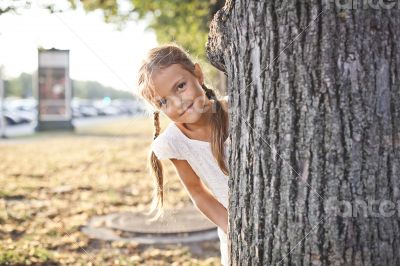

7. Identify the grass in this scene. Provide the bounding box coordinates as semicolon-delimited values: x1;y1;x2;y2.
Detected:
0;114;221;265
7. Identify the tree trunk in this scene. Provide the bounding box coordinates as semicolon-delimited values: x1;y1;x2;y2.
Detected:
207;1;400;265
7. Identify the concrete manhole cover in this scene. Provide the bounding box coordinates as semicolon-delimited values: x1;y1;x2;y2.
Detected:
81;205;219;244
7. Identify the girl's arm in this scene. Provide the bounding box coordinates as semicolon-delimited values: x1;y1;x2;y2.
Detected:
170;158;228;234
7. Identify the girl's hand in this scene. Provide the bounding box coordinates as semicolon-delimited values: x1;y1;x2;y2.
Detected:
170;158;229;234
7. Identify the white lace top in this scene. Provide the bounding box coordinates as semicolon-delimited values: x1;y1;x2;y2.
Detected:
150;121;230;266
151;122;230;208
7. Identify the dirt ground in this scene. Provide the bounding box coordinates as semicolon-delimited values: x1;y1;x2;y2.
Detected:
0;115;221;265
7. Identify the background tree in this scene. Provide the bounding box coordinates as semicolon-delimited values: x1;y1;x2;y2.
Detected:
0;0;31;15
78;0;226;93
4;73;32;98
1;0;227;94
4;72;135;99
79;0;224;58
207;0;400;265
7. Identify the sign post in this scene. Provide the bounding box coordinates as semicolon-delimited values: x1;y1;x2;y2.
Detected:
36;48;74;131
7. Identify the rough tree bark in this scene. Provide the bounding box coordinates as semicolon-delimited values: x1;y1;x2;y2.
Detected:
207;0;400;265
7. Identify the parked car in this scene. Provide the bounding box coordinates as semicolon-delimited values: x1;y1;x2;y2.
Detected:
95;105;120;116
72;107;83;118
1;98;37;125
3;111;21;125
3;110;33;125
79;105;98;117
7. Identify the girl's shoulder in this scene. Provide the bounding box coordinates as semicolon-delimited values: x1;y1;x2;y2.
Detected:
150;123;186;161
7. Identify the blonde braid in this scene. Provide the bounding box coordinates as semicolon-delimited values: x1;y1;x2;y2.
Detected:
153;111;161;139
145;110;165;221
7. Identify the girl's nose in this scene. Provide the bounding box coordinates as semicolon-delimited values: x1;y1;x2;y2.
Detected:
167;95;185;113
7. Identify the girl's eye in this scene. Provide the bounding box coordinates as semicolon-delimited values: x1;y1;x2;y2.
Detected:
159;98;167;106
177;82;186;90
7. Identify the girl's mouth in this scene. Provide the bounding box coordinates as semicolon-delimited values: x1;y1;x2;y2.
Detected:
180;103;193;116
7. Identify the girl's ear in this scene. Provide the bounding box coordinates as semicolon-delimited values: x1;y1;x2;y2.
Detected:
194;63;204;85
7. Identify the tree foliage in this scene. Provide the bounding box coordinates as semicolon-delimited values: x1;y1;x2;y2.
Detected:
77;0;227;92
79;0;224;59
1;0;227;93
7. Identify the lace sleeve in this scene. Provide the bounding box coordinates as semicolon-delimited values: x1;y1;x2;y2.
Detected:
150;135;185;160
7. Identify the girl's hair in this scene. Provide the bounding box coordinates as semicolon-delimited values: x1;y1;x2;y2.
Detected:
136;43;229;221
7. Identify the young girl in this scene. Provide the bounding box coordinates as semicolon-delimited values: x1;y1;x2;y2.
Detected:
136;43;230;266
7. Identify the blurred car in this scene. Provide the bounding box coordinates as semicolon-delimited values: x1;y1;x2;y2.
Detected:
2;98;37;125
72;107;83;118
95;105;120;116
3;110;34;125
3;110;22;125
78;106;98;117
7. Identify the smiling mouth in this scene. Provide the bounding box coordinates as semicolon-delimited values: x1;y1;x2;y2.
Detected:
180;103;193;116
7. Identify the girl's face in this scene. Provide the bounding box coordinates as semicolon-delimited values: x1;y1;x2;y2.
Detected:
152;63;211;124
